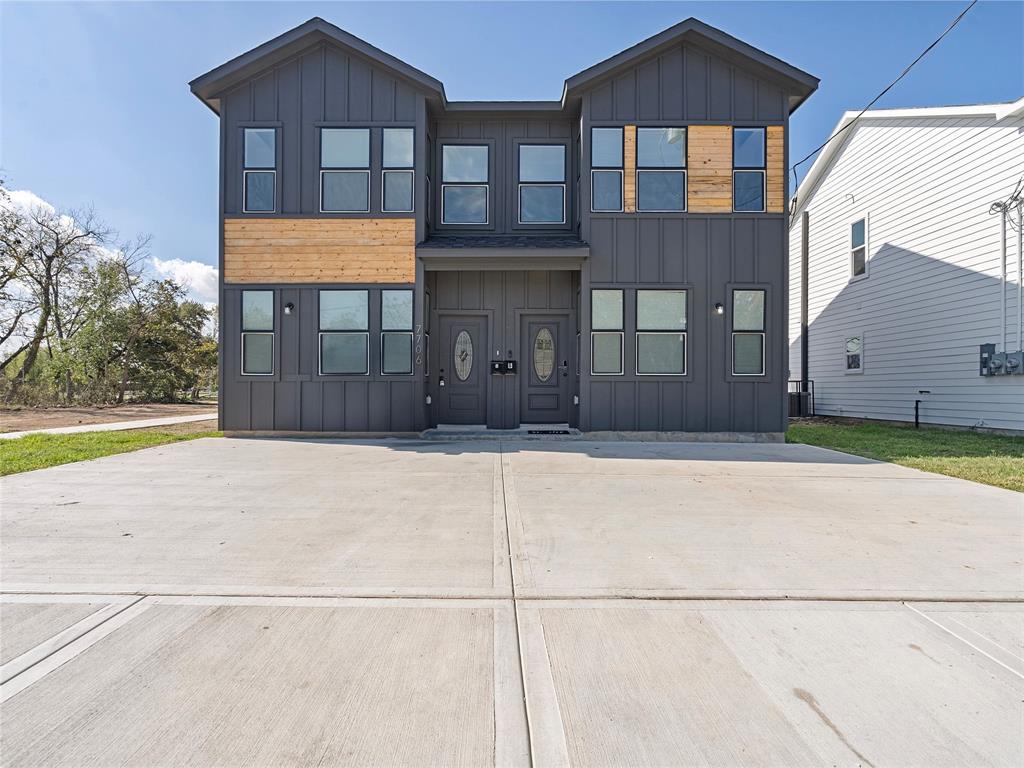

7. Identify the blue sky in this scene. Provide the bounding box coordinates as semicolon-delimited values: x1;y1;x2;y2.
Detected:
2;1;1021;301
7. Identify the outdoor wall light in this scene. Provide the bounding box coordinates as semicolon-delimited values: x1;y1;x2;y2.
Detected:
284;302;294;315
714;303;724;315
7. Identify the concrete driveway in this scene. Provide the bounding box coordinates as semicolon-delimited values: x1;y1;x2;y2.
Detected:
2;438;1021;766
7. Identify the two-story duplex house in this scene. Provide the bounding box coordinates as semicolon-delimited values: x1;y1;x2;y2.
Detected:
190;17;818;436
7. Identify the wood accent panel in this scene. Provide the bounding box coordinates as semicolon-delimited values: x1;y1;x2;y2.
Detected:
766;125;785;213
623;125;637;213
224;218;416;283
687;125;733;213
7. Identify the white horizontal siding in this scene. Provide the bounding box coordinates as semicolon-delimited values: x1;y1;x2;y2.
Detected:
788;113;1024;432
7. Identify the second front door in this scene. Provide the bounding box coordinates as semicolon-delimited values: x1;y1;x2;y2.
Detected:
519;315;570;424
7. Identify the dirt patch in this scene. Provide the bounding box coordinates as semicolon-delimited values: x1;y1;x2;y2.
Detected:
0;403;217;433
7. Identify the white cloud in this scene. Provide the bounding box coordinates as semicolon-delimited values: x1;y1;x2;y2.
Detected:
4;189;56;215
152;257;219;305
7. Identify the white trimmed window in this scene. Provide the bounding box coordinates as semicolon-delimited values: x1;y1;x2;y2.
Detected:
241;290;274;375
441;145;488;224
591;127;623;213
321;128;370;213
732;289;766;376
243;128;276;213
319;290;369;375
636;290;686;374
519;145;566;224
383;128;414;213
591;289;624;375
850;217;868;278
845;336;863;372
636;128;686;212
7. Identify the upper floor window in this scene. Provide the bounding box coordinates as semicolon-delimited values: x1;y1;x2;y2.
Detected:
241;290;274;375
591;128;623;212
733;128;766;213
591;289;624;375
243;128;276;213
636;128;686;212
732;289;766;376
321;128;370;213
383;128;414;213
519;145;566;224
442;145;488;224
850;217;868;278
636;290;687;374
381;289;414;375
319;289;369;375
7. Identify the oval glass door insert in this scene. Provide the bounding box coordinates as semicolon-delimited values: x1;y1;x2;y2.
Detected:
534;328;555;382
454;330;473;381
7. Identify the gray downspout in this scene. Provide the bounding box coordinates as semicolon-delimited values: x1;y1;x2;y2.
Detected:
800;211;809;391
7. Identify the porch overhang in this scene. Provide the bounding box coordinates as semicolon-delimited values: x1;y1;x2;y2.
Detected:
416;236;588;271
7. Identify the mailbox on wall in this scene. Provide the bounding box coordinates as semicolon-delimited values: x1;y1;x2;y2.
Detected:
491;360;517;375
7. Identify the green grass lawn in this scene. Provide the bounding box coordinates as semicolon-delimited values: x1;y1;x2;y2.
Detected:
787;419;1024;492
0;425;221;476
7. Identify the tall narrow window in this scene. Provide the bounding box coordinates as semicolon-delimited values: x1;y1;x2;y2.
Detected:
243;128;276;213
733;128;766;212
441;145;488;224
732;289;766;376
321;128;370;212
636;128;686;212
319;290;369;375
636;290;687;374
591;128;623;212
591;289;624;375
845;336;863;372
383;128;414;213
519;144;566;224
381;289;413;375
241;290;274;375
851;217;867;277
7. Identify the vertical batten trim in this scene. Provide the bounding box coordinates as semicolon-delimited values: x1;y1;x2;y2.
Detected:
623;125;637;213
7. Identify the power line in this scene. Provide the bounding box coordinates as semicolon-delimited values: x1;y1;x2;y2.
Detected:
791;0;978;197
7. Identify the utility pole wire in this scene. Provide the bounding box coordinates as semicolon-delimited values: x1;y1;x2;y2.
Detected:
790;0;978;198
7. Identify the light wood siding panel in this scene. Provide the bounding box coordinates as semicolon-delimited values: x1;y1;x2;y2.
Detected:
687;125;732;213
224;218;416;283
767;125;785;213
787;114;1024;431
623;125;637;213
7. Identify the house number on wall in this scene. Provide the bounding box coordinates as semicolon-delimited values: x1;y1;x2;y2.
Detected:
414;323;424;367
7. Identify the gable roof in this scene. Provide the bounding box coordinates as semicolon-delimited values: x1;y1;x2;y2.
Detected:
561;17;819;112
791;96;1024;222
191;16;818;116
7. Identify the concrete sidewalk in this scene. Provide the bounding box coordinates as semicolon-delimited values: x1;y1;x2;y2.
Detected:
0;412;217;440
1;438;1021;766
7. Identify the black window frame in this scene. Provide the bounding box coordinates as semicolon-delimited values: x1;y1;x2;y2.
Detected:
590;288;624;376
730;287;767;377
590;127;624;214
240;289;275;376
517;142;568;226
242;127;278;214
320;127;371;214
635;127;687;213
440;142;491;226
318;289;370;376
635;289;688;376
380;289;414;376
382;127;415;214
732;127;767;214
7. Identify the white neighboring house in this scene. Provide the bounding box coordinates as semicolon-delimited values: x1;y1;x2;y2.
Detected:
788;98;1024;433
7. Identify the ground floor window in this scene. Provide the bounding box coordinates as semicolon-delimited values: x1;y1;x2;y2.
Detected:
636;290;686;374
845;335;863;372
381;290;414;375
591;289;623;375
732;289;766;376
241;290;274;375
319;290;369;375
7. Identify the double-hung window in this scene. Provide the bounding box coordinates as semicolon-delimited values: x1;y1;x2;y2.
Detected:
733;128;766;212
636;290;687;374
241;290;274;375
519;145;566;224
591;128;623;212
319;290;369;375
381;290;414;375
383;128;414;213
243;128;276;213
636;128;686;212
591;289;624;375
850;217;867;277
732;289;766;376
441;145;488;224
321;128;370;212
845;336;863;372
